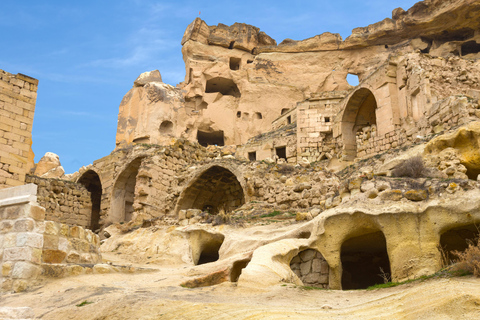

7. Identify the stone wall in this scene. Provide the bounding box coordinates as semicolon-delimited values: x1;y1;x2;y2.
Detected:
0;184;101;292
0;70;38;189
26;175;93;229
290;249;329;288
296;92;346;163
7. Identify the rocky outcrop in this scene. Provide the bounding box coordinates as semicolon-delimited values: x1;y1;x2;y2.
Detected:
33;152;65;178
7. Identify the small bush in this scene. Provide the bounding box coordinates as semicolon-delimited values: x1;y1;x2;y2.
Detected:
277;163;295;174
452;238;480;277
391;155;428;178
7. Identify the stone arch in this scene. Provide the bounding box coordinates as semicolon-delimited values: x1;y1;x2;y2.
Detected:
110;157;144;223
341;88;378;160
175;164;246;215
440;223;479;264
340;230;391;290
77;170;102;231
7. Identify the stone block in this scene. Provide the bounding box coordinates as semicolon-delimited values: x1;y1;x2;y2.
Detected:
3;233;16;248
4;247;37;262
312;258;322;273
66;250;80;263
404;189;428;201
11;261;40;279
379;189;403;201
29;205;45;221
43;234;59;249
300;260;312;275
321;261;329;274
42;264;66;278
12;279;28;293
58;237;69;252
16;232;43;248
66;265;84;276
300;249;316;262
93;264;112;274
13;219;34;232
2;261;13;276
80;253;93;263
42;249;67;264
0;220;13;234
304;272;321;284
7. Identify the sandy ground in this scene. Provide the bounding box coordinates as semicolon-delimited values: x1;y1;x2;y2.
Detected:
2;264;480;320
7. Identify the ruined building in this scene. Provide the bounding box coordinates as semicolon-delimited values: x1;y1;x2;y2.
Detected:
2;0;480;294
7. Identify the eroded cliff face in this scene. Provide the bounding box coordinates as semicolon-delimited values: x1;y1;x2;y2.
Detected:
115;0;480;149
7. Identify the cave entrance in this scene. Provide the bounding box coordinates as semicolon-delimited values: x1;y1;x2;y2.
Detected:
189;230;225;265
205;77;241;97
341;88;377;160
440;224;479;264
111;158;143;223
341;231;391;290
276;146;287;160
230;258;251;282
461;41;480;56
176;166;245;214
197;130;224;147
159;120;174;134
77;170;102;231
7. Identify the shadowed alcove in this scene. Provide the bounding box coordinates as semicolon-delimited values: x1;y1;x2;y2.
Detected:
77;170;102;231
176;166;245;215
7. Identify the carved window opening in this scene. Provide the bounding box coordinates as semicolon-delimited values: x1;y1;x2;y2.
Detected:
229;57;241;70
205;77;241;98
287;116;292;124
228;41;235;49
248;151;256;161
346;74;359;86
236;111;241;118
197;130;224;147
159;120;174;134
276;146;287;160
325;117;330;123
341;231;391;290
254;112;262;120
247;59;253;64
281;108;289;115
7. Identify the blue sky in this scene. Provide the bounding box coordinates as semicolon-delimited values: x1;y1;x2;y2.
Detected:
0;0;419;173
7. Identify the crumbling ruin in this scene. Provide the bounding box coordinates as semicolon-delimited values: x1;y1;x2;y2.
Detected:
2;0;480;307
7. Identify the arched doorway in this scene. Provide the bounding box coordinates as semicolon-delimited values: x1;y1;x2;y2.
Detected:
341;88;377;160
111;158;143;223
341;231;391;290
440;224;479;264
176;166;245;214
78;170;102;231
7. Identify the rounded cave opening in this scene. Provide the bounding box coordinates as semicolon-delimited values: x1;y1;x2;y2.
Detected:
230;258;251;282
341;231;391;290
159;120;174;134
290;249;329;288
189;230;225;266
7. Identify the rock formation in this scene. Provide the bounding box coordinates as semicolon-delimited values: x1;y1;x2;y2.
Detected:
3;1;480;318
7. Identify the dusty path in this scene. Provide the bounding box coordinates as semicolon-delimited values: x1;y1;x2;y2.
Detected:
2;268;480;320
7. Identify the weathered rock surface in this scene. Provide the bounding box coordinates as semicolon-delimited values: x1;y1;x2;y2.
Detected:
33;152;65;178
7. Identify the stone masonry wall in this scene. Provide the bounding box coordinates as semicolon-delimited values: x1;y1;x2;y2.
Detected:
0;184;101;292
290;249;329;288
0;70;38;189
26;175;93;229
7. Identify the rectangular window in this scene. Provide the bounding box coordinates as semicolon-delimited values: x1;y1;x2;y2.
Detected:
248;152;256;161
275;147;287;160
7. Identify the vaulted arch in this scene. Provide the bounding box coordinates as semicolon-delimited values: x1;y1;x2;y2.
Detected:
176;165;245;214
341;88;377;160
77;170;102;231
